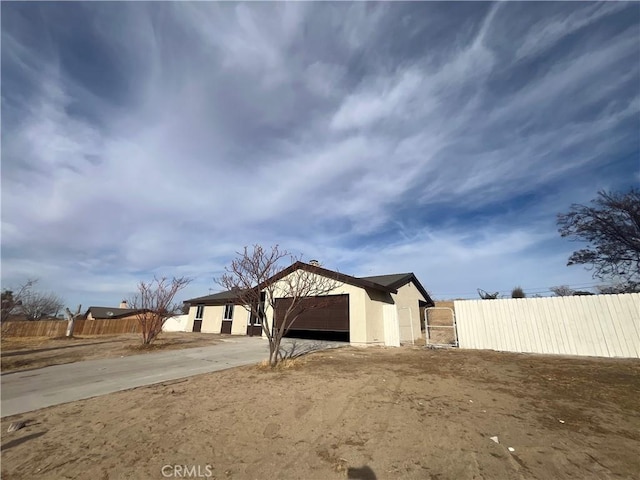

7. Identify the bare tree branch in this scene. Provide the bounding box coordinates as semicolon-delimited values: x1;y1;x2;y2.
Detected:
550;285;576;297
217;245;341;367
1;279;38;321
3;280;65;321
129;276;192;345
558;188;640;292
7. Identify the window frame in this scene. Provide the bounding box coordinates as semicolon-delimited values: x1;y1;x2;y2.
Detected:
195;305;204;320
223;303;234;321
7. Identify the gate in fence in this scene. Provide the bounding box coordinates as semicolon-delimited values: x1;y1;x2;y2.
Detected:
425;306;458;347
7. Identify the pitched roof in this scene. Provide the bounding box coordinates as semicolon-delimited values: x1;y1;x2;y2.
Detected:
263;261;397;294
361;273;434;306
184;262;434;307
85;307;144;319
183;290;246;305
360;273;413;288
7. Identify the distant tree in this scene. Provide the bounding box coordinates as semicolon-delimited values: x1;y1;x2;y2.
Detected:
596;283;638;295
573;290;594;296
218;245;341;367
1;290;17;321
18;285;65;321
558;188;640;293
1;279;37;321
550;285;575;297
130;276;192;345
511;286;526;299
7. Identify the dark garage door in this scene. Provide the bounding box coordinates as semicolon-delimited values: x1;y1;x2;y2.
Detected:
275;294;349;337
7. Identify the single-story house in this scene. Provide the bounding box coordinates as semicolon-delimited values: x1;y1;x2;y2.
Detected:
183;261;434;346
84;301;144;321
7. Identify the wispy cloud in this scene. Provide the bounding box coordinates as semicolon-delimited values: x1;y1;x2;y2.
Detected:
514;2;629;61
1;2;637;305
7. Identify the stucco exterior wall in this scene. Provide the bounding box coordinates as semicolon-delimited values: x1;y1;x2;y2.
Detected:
186;304;251;335
364;289;393;346
203;305;224;333
231;306;251;335
392;281;426;343
186;307;196;331
186;304;222;333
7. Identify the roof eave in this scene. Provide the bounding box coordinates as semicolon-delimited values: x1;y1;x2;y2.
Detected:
263;261;396;294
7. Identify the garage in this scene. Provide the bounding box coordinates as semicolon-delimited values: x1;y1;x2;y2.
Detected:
275;294;349;342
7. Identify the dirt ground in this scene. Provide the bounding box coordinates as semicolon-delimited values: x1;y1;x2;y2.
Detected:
1;332;222;372
1;346;639;480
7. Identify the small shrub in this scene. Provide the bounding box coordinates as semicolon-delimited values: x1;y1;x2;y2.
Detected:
511;286;526;298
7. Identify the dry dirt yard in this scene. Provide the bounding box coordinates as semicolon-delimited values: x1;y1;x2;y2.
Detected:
1;346;639;480
1;332;222;372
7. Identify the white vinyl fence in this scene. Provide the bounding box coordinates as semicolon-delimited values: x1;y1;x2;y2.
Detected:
383;304;400;347
162;314;189;332
455;294;640;358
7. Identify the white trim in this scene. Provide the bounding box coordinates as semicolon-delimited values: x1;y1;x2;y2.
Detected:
223;303;234;321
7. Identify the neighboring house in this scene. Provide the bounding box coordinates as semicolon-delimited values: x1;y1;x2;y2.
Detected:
183;262;434;346
84;300;144;321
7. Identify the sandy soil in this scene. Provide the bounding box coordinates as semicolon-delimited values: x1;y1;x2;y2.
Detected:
1;332;222;372
1;347;639;480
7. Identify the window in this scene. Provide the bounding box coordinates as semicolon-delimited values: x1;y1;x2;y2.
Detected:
195;305;204;320
223;304;234;320
257;291;266;324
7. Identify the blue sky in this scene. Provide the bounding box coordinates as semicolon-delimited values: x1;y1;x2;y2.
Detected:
1;2;639;308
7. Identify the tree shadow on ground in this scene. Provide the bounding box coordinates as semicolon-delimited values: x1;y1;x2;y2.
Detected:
278;339;345;359
1;339;123;358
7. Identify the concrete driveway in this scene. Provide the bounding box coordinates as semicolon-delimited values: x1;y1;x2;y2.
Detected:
1;337;343;417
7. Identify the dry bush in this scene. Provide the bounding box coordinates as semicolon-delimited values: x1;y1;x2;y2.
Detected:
256;357;308;371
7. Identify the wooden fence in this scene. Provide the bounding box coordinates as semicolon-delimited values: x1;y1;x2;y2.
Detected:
454;293;640;358
1;317;142;338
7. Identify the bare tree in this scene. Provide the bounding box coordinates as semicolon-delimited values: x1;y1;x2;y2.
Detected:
558;188;640;292
550;285;576;297
218;245;341;367
19;289;65;321
129;276;192;345
1;279;38;321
